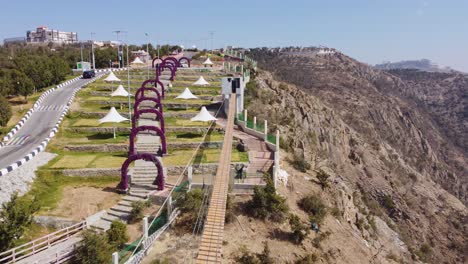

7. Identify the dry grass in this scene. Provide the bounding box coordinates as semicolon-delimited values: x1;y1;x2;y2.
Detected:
43;184;121;220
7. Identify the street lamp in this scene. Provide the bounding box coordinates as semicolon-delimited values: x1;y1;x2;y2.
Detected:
91;32;96;70
145;33;150;79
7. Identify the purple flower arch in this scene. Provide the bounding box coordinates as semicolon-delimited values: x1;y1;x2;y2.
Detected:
158;63;176;81
151;57;163;68
163;57;181;67
136;85;162;101
141;79;165;98
119;153;164;191
132;108;165;132
134;96;163;113
129;125;167;155
178;57;191;67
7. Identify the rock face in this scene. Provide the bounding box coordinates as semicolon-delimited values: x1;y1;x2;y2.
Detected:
245;47;467;263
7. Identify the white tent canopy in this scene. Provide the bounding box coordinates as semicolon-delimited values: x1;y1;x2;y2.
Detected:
193;76;209;86
191;106;217;122
99;107;128;124
131;57;144;64
203;57;213;65
99;107;129;138
104;71;121;82
111;85;130;97
176;87;198;99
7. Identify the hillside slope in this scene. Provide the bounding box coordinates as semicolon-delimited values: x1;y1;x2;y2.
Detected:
242;47;467;263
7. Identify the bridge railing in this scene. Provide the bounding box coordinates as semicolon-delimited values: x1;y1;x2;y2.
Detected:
0;221;86;263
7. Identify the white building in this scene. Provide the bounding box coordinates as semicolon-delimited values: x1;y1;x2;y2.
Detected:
26;26;78;44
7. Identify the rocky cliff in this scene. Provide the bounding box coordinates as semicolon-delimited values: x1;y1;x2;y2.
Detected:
242;47;467;263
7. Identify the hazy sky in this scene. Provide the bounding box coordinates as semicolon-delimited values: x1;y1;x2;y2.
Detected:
1;0;467;71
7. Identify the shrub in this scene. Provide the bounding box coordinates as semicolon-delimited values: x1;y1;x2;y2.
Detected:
381;194;396;211
298;194;327;225
73;230;114;264
247;176;289;222
289;214;310;244
311;231;331;249
106;220;128;249
234;242;273;264
415;243;432;262
129;200;150;223
0;193;40;251
316;169;330;189
290;154;311;172
295;253;319;263
0;96;12;127
176;189;205;232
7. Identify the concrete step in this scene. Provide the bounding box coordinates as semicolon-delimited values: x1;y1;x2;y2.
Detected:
102;213;123;222
118;200;133;207
90;219;111;231
128;192;148;199
111;204;133;213
122;195;145;202
108;209;131;219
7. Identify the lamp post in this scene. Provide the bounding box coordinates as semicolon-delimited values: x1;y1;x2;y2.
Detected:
145;33;150;79
91;32;96;70
125;32;132;120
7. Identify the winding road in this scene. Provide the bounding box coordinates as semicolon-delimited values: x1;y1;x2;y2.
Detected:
0;75;101;172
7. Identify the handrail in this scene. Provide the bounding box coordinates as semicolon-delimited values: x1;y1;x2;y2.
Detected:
0;221;86;263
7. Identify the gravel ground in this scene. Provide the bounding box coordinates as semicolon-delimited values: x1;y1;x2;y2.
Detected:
0;152;57;206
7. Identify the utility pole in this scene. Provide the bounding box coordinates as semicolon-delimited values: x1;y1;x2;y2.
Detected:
209;31;215;55
91;32;96;70
125;32;132;120
145;33;150;79
80;43;84;72
113;30;123;68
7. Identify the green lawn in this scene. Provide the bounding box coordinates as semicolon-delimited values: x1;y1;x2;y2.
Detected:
163;148;248;166
46;152;128;169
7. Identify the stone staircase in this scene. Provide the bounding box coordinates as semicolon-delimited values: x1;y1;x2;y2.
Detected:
90;76;171;232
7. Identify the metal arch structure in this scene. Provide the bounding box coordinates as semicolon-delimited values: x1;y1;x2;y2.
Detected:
132;108;165;132
140;79;165;98
162;57;181;67
178;57;191;67
135;86;162;101
119;153;164;192
129;125;167;155
134;96;163;113
158;62;177;81
151;57;163;68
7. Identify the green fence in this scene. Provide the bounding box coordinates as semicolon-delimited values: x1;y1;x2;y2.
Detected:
267;134;276;144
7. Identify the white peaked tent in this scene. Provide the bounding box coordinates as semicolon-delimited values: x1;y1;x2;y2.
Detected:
203;57;213;66
191;106;217;122
99;107;129;138
104;71;121;82
176;87;198;99
193;76;210;86
131;57;144;64
111;85;130;97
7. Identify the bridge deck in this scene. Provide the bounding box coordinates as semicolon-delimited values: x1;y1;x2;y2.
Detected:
196;94;236;263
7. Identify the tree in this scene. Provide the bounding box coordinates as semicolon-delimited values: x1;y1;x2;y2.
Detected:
0;96;12;127
247;175;289;222
298;194;327;225
316;169;330;189
73;230;114;264
289;214;310;244
106;220;128;249
11;70;33;101
0;193;40;251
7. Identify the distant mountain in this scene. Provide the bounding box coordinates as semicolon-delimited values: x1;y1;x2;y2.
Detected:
375;59;455;73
